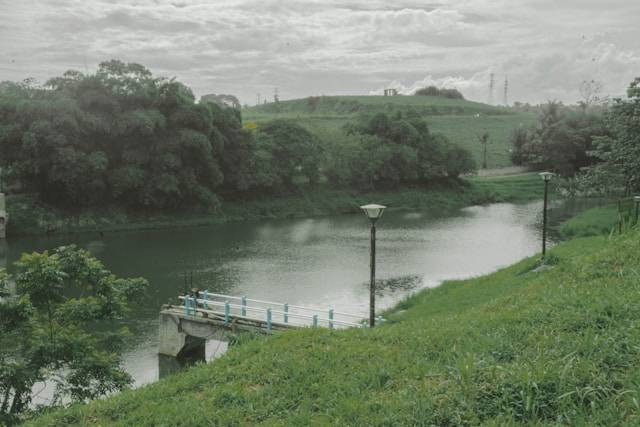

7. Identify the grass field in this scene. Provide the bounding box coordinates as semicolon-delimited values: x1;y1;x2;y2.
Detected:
243;95;538;168
467;172;551;202
28;226;640;425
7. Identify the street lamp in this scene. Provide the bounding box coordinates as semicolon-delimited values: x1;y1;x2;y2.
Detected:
634;196;640;225
360;204;386;327
539;172;554;258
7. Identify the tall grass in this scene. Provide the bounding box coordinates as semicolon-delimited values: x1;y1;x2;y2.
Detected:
26;228;640;425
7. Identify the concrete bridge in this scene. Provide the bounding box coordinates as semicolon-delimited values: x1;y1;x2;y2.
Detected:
159;292;364;359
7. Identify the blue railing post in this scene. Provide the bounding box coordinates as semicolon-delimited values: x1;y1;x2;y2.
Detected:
284;303;289;323
203;290;208;309
329;309;334;329
267;308;272;331
241;296;247;317
224;301;230;325
313;314;318;327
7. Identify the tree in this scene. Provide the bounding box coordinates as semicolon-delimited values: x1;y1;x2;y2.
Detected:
583;78;640;194
578;79;606;111
415;86;464;99
509;101;609;176
254;120;323;190
0;62;248;210
445;146;476;178
0;246;147;424
477;130;490;169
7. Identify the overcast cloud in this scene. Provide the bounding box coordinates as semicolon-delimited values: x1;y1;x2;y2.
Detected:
1;0;639;105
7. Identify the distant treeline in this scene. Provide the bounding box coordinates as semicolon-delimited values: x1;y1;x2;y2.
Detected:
510;78;640;195
0;60;476;211
414;86;464;100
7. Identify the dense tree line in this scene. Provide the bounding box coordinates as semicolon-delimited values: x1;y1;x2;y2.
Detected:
0;61;475;212
510;78;640;196
326;112;475;188
509;101;610;176
414;86;464;100
579;78;640;194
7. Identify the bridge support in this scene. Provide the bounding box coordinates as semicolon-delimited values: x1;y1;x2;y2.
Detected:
159;309;226;358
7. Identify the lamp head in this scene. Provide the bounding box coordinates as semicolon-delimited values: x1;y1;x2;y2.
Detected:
360;204;386;223
539;172;554;182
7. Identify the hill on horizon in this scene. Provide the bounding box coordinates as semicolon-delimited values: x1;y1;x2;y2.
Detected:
242;95;538;168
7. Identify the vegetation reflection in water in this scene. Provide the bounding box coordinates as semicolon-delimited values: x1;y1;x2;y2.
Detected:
3;198;603;396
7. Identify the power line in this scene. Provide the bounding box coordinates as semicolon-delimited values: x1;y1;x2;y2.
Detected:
488;73;495;105
503;75;508;106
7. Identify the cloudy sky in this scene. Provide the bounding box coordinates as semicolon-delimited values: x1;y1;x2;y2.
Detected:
1;0;639;105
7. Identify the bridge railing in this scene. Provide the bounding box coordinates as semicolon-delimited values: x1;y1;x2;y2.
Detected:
177;292;364;331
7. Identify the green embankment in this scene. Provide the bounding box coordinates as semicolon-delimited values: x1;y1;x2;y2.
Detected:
558;204;619;238
558;199;639;239
29;226;640;425
243;95;538;168
6;174;544;236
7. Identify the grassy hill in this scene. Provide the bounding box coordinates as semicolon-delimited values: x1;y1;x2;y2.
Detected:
243;95;538;168
29;228;640;425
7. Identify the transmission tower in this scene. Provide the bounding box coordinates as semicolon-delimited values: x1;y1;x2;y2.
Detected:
256;93;261;106
503;76;509;106
274;87;279;103
488;73;495;105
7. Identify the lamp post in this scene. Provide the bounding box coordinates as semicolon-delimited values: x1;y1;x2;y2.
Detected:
539;172;554;258
360;204;386;327
634;196;640;225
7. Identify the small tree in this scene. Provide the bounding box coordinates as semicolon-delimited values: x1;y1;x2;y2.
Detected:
477;131;490;169
0;246;147;424
445;146;477;178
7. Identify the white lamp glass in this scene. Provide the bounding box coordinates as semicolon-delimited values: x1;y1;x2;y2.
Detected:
539;172;554;181
360;204;386;221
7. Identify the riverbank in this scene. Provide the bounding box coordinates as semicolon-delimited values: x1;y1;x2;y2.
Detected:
27;224;640;425
6;174;548;236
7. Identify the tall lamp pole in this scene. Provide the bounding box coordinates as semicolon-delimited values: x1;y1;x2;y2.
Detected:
540;172;554;258
360;204;386;327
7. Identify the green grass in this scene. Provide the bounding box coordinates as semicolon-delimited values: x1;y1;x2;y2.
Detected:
6;176;537;236
243;95;538;168
467;172;551;203
27;226;640;425
558;202;639;239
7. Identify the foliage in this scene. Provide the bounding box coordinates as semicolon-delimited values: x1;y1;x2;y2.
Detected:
253;120;323;190
0;61;253;210
0;246;147;424
580;78;640;195
26;230;640;425
326;112;475;189
414;85;464;99
509;101;610;176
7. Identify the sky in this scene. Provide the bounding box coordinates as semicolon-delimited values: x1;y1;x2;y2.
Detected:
1;0;639;106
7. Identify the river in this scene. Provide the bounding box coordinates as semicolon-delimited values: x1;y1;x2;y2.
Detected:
2;199;598;405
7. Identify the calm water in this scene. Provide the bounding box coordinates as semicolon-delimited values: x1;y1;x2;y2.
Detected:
3;199;599;403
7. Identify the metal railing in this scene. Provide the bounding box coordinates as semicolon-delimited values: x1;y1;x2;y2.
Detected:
177;291;364;331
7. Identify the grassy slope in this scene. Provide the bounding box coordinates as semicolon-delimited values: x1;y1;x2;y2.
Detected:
7;174;543;236
243;95;538;168
28;227;640;425
559;204;619;238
